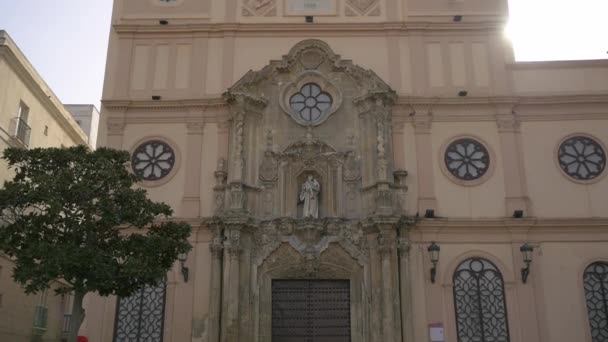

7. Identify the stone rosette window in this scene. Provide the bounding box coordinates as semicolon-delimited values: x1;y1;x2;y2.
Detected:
289;83;333;123
280;72;342;127
557;134;606;183
440;136;495;186
130;138;180;186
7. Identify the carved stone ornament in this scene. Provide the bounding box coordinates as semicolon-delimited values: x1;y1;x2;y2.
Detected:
227;39;393;110
242;0;276;17
347;0;378;15
259;151;278;182
277;130;348;169
252;218;369;267
343;152;361;182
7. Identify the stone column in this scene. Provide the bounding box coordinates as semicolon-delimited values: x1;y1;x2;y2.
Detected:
221;228;241;342
378;230;397;342
182;120;205;217
398;235;414;342
207;231;224;342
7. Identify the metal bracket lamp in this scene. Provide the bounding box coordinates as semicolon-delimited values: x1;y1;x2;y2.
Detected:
520;243;533;283
178;252;189;283
428;242;440;283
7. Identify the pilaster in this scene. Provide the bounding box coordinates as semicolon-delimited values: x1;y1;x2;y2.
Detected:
106;118;126;150
412;115;437;213
181;118;205;217
496;111;530;216
221;225;243;342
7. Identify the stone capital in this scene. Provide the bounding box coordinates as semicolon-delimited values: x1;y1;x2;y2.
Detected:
496;115;521;133
186;120;205;135
412;116;432;134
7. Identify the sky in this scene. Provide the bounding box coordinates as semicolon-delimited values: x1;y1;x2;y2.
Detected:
0;0;606;108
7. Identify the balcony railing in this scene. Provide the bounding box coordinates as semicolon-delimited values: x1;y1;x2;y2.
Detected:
32;305;48;330
9;117;31;147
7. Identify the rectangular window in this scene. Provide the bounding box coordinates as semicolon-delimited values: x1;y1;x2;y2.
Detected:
272;279;351;342
12;101;31;146
33;289;49;330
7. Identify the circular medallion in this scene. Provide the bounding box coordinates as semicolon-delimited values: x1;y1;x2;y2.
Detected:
444;138;491;181
557;135;606;181
131;140;176;181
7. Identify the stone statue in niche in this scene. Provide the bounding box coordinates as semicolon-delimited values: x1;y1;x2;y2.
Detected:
299;175;320;218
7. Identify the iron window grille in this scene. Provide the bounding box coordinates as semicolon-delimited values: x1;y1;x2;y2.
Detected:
453;257;510;342
584;262;608;342
558;136;606;181
113;281;167;342
272;279;351;342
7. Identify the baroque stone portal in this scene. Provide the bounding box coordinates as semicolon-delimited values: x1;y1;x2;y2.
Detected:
207;39;412;342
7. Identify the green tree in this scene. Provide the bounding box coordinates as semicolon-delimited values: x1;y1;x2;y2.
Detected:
0;146;191;342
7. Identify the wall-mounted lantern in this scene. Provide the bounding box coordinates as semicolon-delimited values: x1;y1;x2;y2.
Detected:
428;242;440;283
520;243;534;283
178;252;189;283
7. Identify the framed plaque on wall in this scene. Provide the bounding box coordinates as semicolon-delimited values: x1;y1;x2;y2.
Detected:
284;0;338;16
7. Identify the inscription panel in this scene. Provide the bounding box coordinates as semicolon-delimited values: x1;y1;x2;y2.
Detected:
285;0;338;15
272;279;351;341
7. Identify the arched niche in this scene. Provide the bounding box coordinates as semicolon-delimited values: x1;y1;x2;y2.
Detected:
279;137;346;218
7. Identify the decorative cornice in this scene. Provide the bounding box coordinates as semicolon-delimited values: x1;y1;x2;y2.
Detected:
395;94;608;107
507;59;608;70
112;21;505;37
101;93;608;125
412;217;608;238
102;98;228;110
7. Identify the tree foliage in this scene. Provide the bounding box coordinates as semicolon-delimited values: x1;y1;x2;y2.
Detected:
0;146;191;334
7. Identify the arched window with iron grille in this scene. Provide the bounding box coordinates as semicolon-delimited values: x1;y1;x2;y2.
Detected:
453;257;510;342
113;281;167;342
584;262;608;342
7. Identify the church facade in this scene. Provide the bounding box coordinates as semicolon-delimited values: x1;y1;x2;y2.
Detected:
84;1;608;342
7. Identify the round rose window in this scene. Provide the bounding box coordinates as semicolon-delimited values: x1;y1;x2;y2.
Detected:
444;138;490;181
558;136;606;181
131;140;176;181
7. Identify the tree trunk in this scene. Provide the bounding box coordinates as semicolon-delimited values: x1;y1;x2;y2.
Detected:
67;291;86;342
